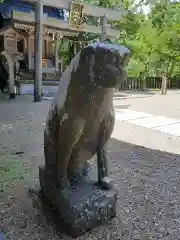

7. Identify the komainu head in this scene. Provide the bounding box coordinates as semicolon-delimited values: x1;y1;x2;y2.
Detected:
75;41;131;88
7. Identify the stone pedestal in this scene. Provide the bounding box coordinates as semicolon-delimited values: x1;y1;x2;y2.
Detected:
39;166;117;237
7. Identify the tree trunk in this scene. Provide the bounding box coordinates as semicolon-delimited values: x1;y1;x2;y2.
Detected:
141;77;146;90
161;74;167;95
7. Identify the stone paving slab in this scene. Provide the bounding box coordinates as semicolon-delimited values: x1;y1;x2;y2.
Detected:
112;120;180;155
155;122;180;136
114;89;180;119
127;115;179;128
115;109;153;121
114;108;180;137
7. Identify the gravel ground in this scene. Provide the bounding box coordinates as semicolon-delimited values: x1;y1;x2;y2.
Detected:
1;94;180;240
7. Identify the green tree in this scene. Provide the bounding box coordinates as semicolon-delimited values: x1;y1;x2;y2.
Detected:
150;1;180;92
60;0;180;91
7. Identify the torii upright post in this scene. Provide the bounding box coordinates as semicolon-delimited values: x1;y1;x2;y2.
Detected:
100;14;108;41
34;0;43;102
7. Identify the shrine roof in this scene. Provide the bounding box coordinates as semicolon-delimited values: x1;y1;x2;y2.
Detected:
0;24;28;36
0;0;65;20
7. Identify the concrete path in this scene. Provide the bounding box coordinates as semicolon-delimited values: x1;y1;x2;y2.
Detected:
111;90;180;154
114;108;180;137
114;89;180;119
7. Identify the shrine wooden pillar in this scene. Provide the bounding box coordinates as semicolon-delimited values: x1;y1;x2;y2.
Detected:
55;39;59;71
68;39;75;63
34;0;43;102
27;36;32;69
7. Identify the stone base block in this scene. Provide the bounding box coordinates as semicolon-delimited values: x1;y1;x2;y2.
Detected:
39;165;117;237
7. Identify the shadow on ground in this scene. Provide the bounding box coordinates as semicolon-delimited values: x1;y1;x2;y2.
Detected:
1;137;180;239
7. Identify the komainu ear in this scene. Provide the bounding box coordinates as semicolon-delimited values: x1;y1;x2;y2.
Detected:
79;46;95;66
94;46;107;68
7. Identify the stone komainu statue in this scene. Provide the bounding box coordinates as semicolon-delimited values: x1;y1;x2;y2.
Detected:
44;41;130;189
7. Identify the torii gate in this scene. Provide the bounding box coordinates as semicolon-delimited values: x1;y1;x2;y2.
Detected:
25;0;126;102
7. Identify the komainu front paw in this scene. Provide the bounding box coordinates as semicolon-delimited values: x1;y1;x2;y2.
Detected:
98;176;113;189
58;177;70;190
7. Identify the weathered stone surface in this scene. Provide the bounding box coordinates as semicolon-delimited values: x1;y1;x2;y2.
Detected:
39;165;117;237
40;40;130;236
44;40;131;189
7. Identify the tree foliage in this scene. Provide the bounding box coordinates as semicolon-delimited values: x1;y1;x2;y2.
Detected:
60;0;180;82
